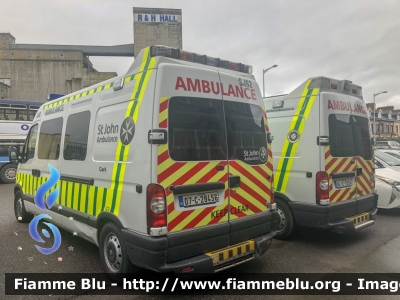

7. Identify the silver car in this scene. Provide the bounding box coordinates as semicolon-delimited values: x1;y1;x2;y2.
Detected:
375;140;400;150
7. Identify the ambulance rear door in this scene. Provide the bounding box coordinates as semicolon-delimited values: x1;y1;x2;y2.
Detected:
320;90;363;205
152;63;230;259
218;72;274;245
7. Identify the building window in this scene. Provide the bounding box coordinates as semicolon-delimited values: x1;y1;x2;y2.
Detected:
38;117;63;160
63;111;90;161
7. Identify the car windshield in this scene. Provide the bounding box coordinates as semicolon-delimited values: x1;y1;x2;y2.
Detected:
376;142;388;146
384;152;400;160
375;150;400;166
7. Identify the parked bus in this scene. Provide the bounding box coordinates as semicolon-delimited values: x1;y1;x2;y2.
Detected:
0;99;43;183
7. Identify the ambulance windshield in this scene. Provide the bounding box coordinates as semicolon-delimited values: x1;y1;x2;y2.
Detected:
329;114;373;160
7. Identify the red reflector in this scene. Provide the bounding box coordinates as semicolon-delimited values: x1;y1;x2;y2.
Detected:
338;224;345;229
266;238;272;245
228;62;240;71
179;51;194;61
182;266;193;272
215;164;225;171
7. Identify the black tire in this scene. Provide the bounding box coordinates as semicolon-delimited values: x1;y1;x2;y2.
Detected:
0;164;17;184
14;190;33;223
274;198;296;240
99;222;139;283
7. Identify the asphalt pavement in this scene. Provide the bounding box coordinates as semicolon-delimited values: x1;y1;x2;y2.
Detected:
1;182;400;300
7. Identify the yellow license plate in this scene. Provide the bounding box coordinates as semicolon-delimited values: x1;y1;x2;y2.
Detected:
346;212;370;225
206;240;255;265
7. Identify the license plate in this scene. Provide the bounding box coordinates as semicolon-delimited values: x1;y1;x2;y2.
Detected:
179;191;219;208
334;178;353;189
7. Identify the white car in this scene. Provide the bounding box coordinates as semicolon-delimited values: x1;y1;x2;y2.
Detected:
374;150;400;172
379;149;400;160
374;160;400;209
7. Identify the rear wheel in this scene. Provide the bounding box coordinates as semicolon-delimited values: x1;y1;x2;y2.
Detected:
14;191;33;223
0;164;17;184
274;198;296;240
99;222;139;283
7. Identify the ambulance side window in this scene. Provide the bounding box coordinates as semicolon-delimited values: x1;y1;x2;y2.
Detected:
63;111;90;161
168;97;227;161
25;124;38;161
37;117;63;160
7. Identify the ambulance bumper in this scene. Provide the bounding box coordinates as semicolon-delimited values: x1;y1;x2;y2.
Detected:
122;211;278;273
288;193;378;233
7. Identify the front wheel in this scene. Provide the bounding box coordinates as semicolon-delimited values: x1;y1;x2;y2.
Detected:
99;222;139;283
14;191;33;223
0;164;17;184
274;198;296;240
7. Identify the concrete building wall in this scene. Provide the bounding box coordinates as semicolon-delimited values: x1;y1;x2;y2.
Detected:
133;7;182;57
0;82;10;99
0;33;117;103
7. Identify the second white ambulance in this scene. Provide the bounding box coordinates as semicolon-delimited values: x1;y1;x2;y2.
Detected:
264;77;378;239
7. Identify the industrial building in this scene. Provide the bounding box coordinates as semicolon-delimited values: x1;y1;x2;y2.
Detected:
0;32;125;102
0;7;182;103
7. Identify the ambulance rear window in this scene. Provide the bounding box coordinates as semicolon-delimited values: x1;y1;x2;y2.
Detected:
329;114;372;160
168;97;227;161
225;102;268;165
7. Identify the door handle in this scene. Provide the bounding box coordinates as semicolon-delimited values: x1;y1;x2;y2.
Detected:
32;169;41;177
357;167;362;176
229;175;241;189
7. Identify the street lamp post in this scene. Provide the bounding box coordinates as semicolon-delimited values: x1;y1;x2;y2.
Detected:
263;64;278;98
373;91;387;138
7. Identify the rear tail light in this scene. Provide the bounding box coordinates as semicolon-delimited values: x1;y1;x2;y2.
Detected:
316;171;329;204
146;184;167;228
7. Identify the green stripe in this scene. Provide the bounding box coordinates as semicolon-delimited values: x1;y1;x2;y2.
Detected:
78;184;82;212
59;181;63;205
93;186;98;216
276;89;314;191
65;181;69;207
71;183;75;209
85;184;89;214
101;188;107;212
111;163;122;214
109;53;151;214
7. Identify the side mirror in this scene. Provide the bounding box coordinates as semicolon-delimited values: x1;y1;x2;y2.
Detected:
372;138;377;146
8;146;21;164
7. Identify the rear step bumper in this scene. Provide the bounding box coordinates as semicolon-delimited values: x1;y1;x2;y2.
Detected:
288;193;378;233
122;229;276;274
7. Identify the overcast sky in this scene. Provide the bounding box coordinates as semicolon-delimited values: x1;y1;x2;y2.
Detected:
2;0;399;107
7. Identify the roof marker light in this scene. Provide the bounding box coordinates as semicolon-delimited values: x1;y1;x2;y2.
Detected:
149;45;253;74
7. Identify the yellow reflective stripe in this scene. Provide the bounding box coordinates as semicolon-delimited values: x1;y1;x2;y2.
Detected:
276;80;319;193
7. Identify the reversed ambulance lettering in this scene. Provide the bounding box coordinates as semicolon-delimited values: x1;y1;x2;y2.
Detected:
175;77;257;100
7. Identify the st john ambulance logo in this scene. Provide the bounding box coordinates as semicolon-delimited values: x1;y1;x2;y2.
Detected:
120;117;135;145
288;129;300;143
259;147;268;163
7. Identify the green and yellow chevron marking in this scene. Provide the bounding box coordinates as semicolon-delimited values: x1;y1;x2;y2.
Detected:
43;75;136;110
107;47;156;216
275;80;319;193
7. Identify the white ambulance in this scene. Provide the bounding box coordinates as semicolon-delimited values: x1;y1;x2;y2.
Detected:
10;46;277;281
263;77;378;239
